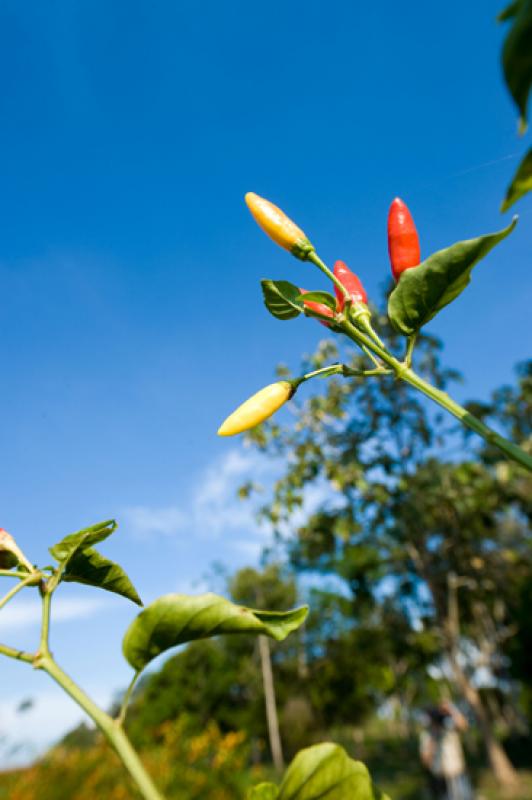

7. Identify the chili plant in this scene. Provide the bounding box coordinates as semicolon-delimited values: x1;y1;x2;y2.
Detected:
1;520;383;800
218;192;531;477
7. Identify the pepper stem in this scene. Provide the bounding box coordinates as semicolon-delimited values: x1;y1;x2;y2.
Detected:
307;251;350;300
337;319;532;472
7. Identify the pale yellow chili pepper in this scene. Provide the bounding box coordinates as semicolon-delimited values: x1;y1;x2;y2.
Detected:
217;381;294;436
245;192;314;260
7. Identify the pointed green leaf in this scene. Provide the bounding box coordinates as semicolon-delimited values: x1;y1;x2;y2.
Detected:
501;0;532;125
248;784;279;800
122;592;308;671
295;291;337;310
261;280;304;320
388;217;518;336
49;520;117;568
61;547;142;606
501;149;532;211
278;743;388;800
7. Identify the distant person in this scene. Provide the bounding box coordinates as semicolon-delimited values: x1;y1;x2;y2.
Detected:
419;701;473;800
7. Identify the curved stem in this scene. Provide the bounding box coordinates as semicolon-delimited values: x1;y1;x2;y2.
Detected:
117;670;141;726
298;364;345;383
307;251;350;299
296;362;389;387
404;333;418;367
0;574;37;611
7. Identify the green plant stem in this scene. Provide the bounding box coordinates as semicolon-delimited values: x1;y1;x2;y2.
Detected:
361;344;382;369
341;319;532;472
296;363;388;387
0;569;30;579
37;655;165;800
32;588;166;800
307;251;350;299
0;643;33;662
117;670;141;726
0;574;37;611
298;364;344;382
39;586;52;653
404;333;418;367
399;367;532;470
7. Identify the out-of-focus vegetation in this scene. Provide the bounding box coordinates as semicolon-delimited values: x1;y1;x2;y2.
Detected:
2;721;532;799
0;717;258;800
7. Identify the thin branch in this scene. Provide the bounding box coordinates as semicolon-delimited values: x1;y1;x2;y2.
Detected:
0;642;34;663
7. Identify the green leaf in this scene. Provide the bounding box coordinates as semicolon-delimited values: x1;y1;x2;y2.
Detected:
296;291;337;310
501;149;532;211
501;0;532;125
388;217;518;336
278;743;388;800
498;0;523;22
248;784;279;800
49;520;118;568
61;547;142;606
261;280;304;320
122;592;309;671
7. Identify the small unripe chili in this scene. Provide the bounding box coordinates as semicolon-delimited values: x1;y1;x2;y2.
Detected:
217;381;294;436
333;260;368;310
387;197;421;281
299;287;334;327
245;192;314;260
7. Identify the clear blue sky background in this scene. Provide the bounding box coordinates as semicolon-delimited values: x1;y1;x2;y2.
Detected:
0;0;530;764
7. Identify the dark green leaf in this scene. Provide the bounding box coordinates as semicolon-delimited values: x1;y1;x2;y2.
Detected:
62;547;142;606
388;217;518;336
501;149;532;210
49;520;117;568
248;784;279;799
122;592;308;671
296;291;337;310
278;743;389;800
501;0;532;125
261;280;304;320
0;551;19;570
498;0;523;22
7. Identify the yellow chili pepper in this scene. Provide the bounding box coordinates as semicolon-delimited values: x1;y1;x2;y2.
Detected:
217;381;294;436
245;192;314;260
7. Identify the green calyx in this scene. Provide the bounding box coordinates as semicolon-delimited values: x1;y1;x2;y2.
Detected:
348;303;371;326
290;238;315;260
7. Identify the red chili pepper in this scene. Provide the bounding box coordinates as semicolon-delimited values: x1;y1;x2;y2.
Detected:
299;288;334;328
333;261;368;310
387;197;421;281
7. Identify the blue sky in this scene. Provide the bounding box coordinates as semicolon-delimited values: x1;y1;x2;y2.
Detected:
0;0;530;764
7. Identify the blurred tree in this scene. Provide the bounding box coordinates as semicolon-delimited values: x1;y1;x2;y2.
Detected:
126;638;262;748
243;310;531;788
